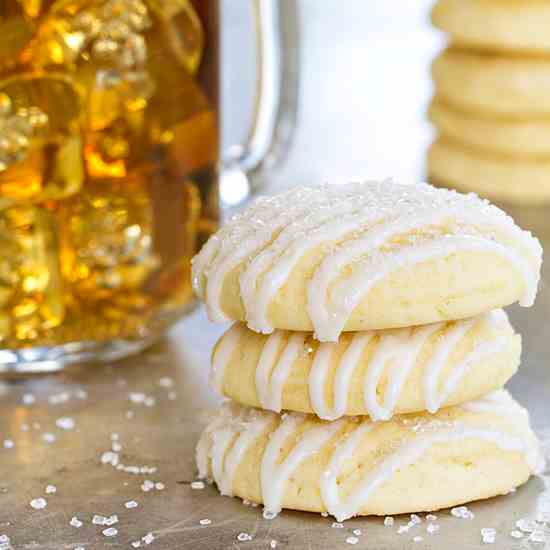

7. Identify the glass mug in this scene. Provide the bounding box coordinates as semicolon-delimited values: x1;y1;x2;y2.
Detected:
0;0;298;371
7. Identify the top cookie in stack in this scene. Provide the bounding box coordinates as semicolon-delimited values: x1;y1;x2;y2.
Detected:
194;181;544;519
429;0;550;204
193;181;541;341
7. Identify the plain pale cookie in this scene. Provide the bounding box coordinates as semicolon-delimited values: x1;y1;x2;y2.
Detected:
429;100;550;157
192;181;541;341
432;0;550;54
432;48;550;117
213;311;520;420
428;138;550;205
196;391;544;520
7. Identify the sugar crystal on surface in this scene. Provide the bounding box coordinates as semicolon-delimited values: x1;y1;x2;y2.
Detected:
56;417;75;430
70;516;83;528
29;498;47;509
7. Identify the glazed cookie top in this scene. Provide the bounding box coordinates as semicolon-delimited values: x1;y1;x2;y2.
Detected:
192;181;542;341
212;310;520;421
196;390;544;521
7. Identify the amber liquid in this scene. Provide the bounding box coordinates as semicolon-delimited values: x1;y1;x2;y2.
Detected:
0;0;218;349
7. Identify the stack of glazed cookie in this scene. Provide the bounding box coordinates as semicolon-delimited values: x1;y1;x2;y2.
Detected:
193;181;544;521
428;0;550;205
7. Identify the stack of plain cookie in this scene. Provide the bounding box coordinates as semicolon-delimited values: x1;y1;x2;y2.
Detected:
193;181;544;521
428;0;550;204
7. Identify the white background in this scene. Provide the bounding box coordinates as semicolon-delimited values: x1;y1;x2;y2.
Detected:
220;0;443;192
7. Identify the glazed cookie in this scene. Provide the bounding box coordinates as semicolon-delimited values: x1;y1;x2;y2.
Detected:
212;311;520;421
196;391;544;520
432;49;550;117
432;0;550;54
192;181;541;341
429;100;550;157
428;138;550;205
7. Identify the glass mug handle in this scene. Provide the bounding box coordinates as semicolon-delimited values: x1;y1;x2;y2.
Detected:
221;0;299;206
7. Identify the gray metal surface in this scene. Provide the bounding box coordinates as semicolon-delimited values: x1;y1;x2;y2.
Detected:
0;202;548;549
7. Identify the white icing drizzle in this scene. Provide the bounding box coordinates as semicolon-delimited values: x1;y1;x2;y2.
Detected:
195;186;360;322
217;312;510;420
461;391;546;474
423;318;476;413
309;334;373;420
197;392;540;521
424;324;509;414
363;324;441;421
192;182;541;341
217;416;273;496
210;323;241;394
261;414;343;516
321;424;528;521
256;332;306;411
196;414;226;479
255;331;285;408
240;195;384;334
312;233;531;342
196;406;273;495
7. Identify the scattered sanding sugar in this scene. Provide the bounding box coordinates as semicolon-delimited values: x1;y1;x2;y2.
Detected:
70;516;83;528
92;515;107;525
529;531;546;543
516;518;537;532
101;451;119;466
141;480;155;492
237;532;253;542
199;519;211;525
270;541;277;548
105;515;118;526
56;417;75;430
451;506;475;520
332;522;344;529
45;485;56;494
191;481;205;490
142;532;155;544
384;517;394;527
125;500;139;509
346;536;359;545
29;498;47;510
159;377;174;388
22;393;35;405
263;509;277;520
102;527;118;537
481;528;496;544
